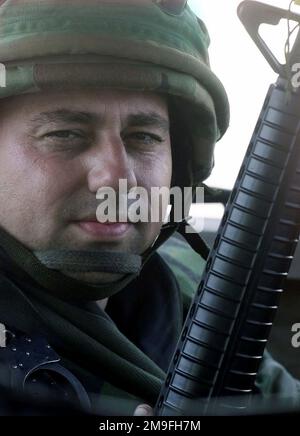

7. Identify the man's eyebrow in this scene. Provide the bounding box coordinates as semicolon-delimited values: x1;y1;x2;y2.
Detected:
29;109;170;131
29;110;98;126
126;112;170;132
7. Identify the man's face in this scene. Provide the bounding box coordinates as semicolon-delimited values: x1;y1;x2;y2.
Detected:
0;89;172;283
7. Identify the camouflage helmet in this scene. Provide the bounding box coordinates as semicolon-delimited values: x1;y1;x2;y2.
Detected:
0;0;229;186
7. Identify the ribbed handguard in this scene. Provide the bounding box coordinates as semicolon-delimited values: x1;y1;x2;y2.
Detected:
155;81;300;416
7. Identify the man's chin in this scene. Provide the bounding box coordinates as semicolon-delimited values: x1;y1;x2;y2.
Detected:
61;270;125;285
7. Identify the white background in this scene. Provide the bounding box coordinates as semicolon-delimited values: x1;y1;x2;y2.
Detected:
188;0;298;188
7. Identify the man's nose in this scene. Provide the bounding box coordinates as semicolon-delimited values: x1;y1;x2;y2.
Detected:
86;136;137;193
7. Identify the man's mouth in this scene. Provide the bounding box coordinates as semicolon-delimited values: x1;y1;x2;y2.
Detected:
74;219;132;239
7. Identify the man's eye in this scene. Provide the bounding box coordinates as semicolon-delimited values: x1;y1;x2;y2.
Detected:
126;132;163;145
44;130;83;140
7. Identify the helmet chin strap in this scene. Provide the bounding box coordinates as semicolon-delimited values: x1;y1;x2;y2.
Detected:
33;250;142;274
0;226;143;301
0;215;210;302
0;223;179;302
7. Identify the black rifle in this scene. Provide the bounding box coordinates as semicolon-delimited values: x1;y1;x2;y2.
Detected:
155;1;300;416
